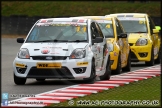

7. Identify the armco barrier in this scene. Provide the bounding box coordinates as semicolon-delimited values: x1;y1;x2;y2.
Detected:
1;16;161;35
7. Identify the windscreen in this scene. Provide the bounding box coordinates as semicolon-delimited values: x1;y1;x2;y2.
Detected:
96;20;114;38
26;21;88;42
117;17;147;33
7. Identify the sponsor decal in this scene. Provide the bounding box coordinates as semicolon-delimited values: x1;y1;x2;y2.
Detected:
15;63;26;68
40;20;47;23
97;46;101;53
37;63;61;68
46;56;53;60
78;19;85;23
77;62;88;66
104;48;109;56
41;49;50;54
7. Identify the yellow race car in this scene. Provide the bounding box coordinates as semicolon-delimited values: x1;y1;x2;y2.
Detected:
72;16;131;75
106;13;161;66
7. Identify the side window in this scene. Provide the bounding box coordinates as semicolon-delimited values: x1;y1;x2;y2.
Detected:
148;16;155;34
91;22;100;39
95;23;104;38
115;19;123;36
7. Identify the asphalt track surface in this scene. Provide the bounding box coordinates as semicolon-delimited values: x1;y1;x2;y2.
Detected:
1;38;153;101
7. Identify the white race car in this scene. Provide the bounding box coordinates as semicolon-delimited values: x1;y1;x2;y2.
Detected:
13;18;111;85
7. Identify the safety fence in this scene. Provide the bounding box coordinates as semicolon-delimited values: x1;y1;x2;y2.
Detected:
1;15;161;35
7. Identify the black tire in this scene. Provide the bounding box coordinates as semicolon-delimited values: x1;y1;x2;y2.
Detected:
122;52;131;72
14;73;26;85
36;79;45;81
83;59;96;84
155;47;161;64
112;54;122;75
100;57;111;80
145;47;154;66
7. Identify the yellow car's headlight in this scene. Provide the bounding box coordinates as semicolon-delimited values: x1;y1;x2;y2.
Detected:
136;38;148;46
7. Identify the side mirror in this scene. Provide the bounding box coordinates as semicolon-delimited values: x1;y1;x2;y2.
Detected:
153;29;159;33
118;33;127;38
155;26;161;31
92;37;103;44
17;38;24;43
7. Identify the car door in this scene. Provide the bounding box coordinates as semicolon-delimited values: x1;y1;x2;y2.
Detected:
148;16;159;56
91;22;100;70
115;18;127;66
95;22;108;71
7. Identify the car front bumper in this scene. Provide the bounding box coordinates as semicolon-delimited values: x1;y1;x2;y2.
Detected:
13;56;93;80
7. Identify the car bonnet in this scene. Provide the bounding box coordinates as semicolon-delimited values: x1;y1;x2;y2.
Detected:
20;43;88;56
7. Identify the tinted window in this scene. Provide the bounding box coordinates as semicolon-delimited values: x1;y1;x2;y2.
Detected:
115;19;123;35
26;22;88;42
118;17;148;33
96;20;114;38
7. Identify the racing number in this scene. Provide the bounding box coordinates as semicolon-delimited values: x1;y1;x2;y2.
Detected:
139;20;145;24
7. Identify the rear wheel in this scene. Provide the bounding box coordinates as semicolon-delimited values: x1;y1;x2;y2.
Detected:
100;57;111;80
14;73;26;85
145;47;154;66
83;59;96;84
36;79;45;82
112;54;121;75
122;52;131;72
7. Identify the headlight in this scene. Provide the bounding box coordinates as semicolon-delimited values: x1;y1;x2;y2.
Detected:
107;43;114;52
70;48;86;59
18;48;30;59
136;38;148;46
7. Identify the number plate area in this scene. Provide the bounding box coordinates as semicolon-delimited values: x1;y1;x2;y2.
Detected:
36;63;61;68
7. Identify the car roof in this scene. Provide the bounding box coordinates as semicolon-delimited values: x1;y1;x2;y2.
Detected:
38;18;89;23
71;16;113;21
106;13;147;18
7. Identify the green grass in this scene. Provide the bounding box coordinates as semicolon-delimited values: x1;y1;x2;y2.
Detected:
1;1;161;17
48;76;161;107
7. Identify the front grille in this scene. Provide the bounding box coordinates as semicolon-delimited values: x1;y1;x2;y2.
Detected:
31;56;68;60
129;43;134;46
130;51;139;62
27;66;74;79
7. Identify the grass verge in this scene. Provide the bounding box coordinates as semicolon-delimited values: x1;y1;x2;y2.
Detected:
1;1;161;17
48;76;161;107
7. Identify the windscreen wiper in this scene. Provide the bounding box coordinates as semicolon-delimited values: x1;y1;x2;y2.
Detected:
69;40;87;42
53;39;69;42
127;31;147;33
34;40;53;42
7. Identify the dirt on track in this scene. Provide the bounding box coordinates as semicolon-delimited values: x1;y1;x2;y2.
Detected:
2;35;27;38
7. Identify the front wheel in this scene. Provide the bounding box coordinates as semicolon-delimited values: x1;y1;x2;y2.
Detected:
155;47;161;64
145;47;154;66
83;60;96;84
112;54;122;75
14;73;26;85
100;57;111;80
122;52;131;72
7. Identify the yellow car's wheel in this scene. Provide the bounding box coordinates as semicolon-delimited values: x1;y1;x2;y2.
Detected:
155;47;161;64
122;51;131;72
112;54;122;75
145;47;154;66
